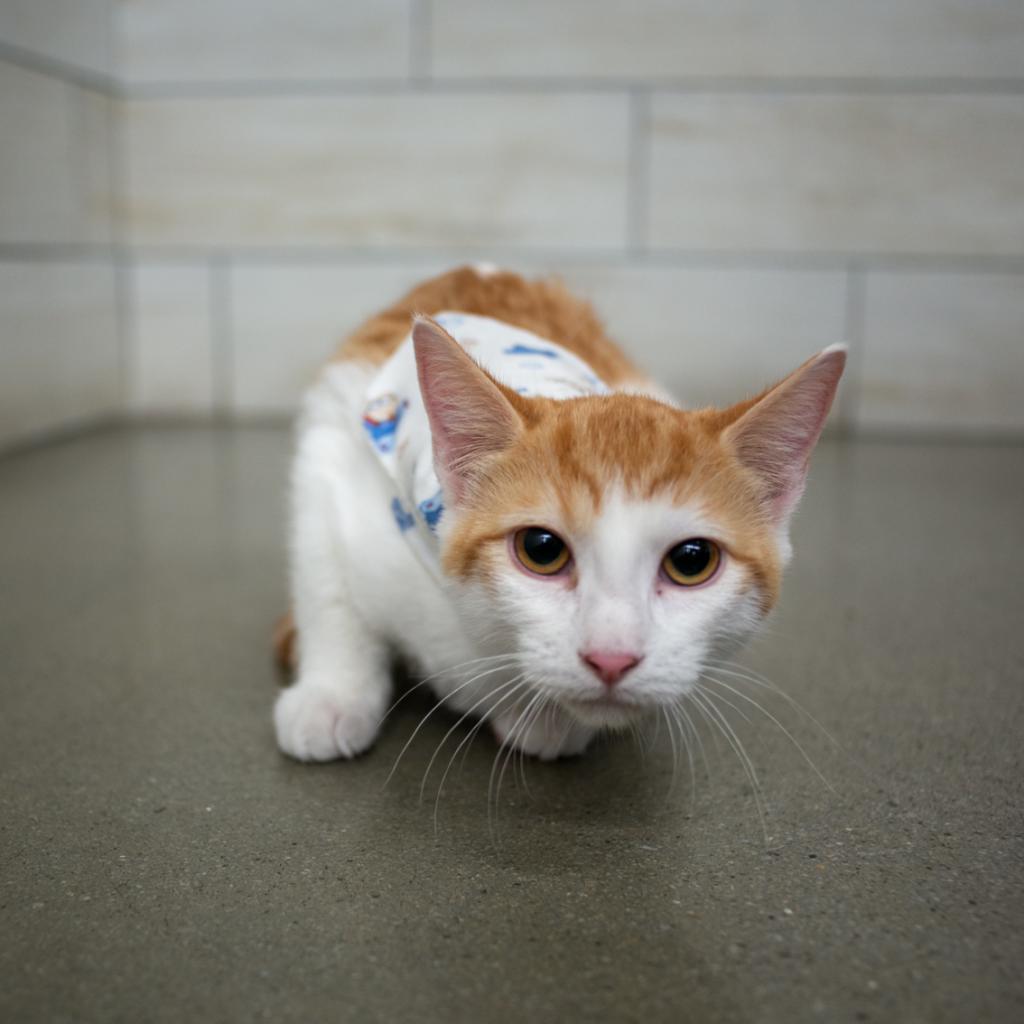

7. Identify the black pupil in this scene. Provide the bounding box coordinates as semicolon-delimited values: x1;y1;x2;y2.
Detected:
669;539;711;577
523;529;564;566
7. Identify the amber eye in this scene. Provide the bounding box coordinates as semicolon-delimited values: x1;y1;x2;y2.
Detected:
514;527;571;576
662;538;721;586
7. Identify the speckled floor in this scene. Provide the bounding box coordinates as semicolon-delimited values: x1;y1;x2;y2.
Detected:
1;426;1022;1023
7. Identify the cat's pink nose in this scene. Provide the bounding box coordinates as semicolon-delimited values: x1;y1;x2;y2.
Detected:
580;650;643;686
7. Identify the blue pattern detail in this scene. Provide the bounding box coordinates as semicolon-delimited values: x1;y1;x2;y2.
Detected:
504;343;559;358
362;393;408;454
391;498;415;532
418;491;445;532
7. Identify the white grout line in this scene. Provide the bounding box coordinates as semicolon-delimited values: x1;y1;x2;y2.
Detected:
209;256;234;419
0;415;125;462
113;74;1024;100
0;245;119;262
839;265;867;436
114;254;135;415
409;0;432;83
109;61;135;419
3;244;1020;274
0;41;117;95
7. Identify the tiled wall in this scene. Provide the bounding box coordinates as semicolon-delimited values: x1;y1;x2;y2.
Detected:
0;1;120;451
2;1;1023;445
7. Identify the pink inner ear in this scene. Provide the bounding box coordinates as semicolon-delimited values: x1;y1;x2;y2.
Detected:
412;316;522;505
725;346;846;523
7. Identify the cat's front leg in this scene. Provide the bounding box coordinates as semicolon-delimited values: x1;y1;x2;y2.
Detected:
273;576;392;761
491;703;596;761
274;628;390;761
274;420;392;762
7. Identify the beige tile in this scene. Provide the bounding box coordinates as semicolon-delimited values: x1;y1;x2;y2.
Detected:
70;86;115;245
0;62;73;243
0;62;112;244
123;93;629;248
116;0;410;82
648;95;1024;255
859;272;1024;434
0;0;112;76
229;262;447;414
128;265;215;414
560;265;848;411
0;261;119;449
431;0;1024;80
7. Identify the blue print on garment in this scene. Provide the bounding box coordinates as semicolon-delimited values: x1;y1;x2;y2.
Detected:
391;497;415;532
362;393;408;454
418;491;445;532
504;343;559;359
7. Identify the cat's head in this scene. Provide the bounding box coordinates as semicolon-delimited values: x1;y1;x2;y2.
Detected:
413;316;845;730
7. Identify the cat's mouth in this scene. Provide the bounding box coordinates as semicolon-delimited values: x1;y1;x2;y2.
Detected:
559;690;646;728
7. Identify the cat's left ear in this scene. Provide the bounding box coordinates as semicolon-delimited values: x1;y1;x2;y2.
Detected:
722;344;847;534
412;315;524;505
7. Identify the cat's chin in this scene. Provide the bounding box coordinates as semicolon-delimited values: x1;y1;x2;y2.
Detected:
559;693;648;730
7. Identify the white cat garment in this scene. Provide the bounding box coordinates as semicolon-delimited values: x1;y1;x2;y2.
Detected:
361;312;611;576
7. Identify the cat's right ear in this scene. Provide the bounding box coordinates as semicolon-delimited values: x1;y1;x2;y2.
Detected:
721;344;846;532
412;315;523;505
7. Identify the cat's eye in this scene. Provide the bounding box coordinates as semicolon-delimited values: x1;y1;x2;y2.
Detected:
662;538;721;587
514;527;571;576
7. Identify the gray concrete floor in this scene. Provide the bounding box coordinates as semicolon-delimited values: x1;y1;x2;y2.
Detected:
1;426;1022;1023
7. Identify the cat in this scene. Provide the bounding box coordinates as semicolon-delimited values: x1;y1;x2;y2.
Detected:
273;265;845;763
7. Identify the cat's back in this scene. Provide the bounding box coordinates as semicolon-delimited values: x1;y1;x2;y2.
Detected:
332;265;641;387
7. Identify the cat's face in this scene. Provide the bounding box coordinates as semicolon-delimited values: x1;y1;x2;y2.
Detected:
414;317;845;730
452;494;770;729
438;397;784;729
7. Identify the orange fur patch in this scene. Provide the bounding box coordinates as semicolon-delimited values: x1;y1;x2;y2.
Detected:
333;265;641;386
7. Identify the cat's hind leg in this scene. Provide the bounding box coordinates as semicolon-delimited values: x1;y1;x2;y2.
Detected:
272;611;296;674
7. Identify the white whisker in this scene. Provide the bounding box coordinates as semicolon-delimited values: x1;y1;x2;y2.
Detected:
488;690;545;839
431;678;528;834
419;675;525;805
704;659;840;750
701;672;836;793
661;705;681;803
381;652;518;724
689;688;769;845
500;691;547;806
677;696;710;784
384;661;519;787
672;705;698;811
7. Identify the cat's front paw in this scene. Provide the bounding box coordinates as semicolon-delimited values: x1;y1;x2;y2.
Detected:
274;680;383;762
492;707;595;761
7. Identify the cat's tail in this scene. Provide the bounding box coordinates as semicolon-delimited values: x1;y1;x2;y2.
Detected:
272;612;297;679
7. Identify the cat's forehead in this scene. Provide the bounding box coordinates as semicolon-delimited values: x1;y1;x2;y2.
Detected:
499;394;761;530
542;393;700;489
587;486;720;542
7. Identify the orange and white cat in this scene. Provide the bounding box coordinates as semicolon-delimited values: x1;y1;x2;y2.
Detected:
274;265;845;762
